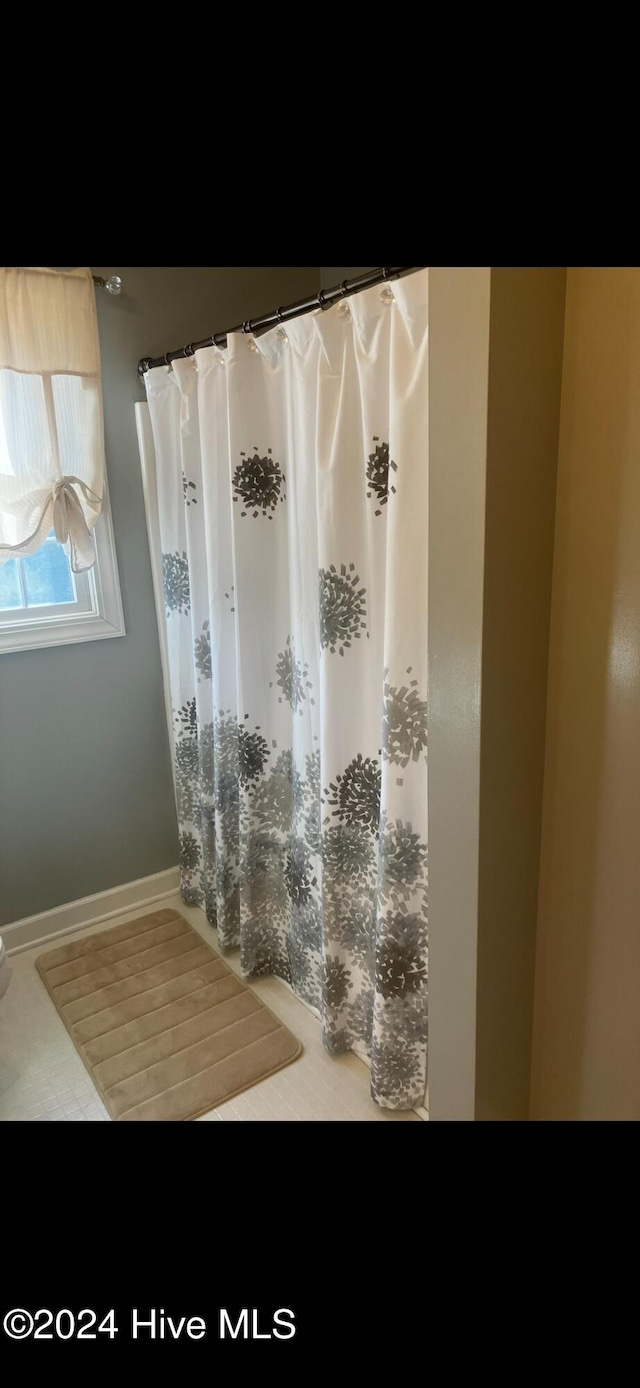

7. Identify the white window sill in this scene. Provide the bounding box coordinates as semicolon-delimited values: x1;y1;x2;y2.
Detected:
0;486;125;655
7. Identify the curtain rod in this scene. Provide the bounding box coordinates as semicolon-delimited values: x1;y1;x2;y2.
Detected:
137;266;424;377
8;268;123;293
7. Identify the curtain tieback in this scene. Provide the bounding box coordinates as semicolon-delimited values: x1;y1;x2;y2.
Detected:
51;475;102;547
0;475;104;572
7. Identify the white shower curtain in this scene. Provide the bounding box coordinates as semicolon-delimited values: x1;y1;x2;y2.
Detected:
144;269;428;1109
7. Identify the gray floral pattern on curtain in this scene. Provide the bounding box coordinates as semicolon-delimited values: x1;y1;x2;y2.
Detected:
145;270;429;1109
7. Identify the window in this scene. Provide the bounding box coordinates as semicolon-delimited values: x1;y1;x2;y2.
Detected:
0;499;124;654
0;266;125;654
1;531;92;612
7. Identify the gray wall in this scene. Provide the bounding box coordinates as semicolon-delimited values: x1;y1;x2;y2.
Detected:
320;268;374;288
0;266;318;925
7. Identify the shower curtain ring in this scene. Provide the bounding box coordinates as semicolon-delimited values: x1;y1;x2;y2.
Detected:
276;307;285;322
242;320;253;334
318;289;326;309
184;343;194;357
340;280;349;297
164;353;171;365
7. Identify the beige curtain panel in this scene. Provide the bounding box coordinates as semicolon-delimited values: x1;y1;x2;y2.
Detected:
0;266;105;572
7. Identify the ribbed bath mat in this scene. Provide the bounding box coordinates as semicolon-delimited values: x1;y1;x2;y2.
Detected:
35;908;302;1121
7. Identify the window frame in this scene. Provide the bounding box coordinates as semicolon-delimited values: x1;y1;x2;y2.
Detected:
0;534;94;622
0;476;125;654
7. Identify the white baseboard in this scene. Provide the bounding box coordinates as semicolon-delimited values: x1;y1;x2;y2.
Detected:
3;867;180;956
5;880;429;1119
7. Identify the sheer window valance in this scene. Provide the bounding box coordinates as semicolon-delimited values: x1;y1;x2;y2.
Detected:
0;266;104;572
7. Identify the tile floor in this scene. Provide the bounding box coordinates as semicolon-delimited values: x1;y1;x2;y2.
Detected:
0;896;423;1122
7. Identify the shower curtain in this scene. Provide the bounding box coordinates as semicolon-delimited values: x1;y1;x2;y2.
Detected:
144;269;429;1109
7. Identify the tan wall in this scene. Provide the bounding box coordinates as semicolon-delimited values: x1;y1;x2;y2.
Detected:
530;268;640;1120
427;267;491;1120
475;268;567;1119
427;268;566;1120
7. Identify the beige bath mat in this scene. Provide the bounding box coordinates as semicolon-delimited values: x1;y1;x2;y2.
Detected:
36;908;302;1121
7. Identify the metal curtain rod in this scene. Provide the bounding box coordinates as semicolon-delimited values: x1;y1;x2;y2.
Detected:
137;266;424;377
13;268;123;293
